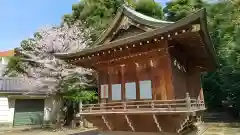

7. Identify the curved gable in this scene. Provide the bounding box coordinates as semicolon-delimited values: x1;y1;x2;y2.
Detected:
94;5;173;46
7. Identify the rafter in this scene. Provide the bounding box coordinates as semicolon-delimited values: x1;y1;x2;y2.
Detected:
124;115;135;131
152;114;162;132
177;116;190;133
101;115;111;131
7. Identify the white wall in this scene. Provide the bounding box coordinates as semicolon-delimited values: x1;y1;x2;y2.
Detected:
1;57;9;65
0;97;14;127
0;57;9;76
8;99;15;125
0;96;60;128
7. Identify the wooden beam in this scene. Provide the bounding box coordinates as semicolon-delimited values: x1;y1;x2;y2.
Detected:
101;115;112;131
150;59;157;100
96;71;101;103
177;116;190;133
152;114;162;132
108;67;112;101
120;65;126;101
164;41;175;100
93;44;168;68
124;115;135;132
135;63;140;100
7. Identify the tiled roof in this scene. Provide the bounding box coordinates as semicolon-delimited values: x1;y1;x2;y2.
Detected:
0;77;48;95
122;5;173;28
0;50;15;57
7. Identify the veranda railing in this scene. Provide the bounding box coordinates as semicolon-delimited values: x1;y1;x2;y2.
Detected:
79;93;205;114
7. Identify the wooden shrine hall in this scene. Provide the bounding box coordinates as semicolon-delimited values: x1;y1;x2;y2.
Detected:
56;5;217;135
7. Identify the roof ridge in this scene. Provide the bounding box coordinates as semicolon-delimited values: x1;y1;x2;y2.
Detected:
92;4;174;46
122;4;173;24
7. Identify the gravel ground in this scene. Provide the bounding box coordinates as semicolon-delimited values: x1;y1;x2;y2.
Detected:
0;128;99;135
1;124;240;135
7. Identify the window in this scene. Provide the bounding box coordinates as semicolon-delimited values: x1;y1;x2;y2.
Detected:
100;84;108;99
140;80;152;99
125;82;136;100
111;84;121;100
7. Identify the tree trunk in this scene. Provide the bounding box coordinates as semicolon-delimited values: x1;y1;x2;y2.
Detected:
56;96;64;128
79;100;83;128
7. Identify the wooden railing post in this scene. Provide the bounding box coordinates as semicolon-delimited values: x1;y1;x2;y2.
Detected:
151;101;155;110
89;105;93;112
123;102;127;110
83;97;206;114
196;100;198;109
203;100;206;109
185;92;191;111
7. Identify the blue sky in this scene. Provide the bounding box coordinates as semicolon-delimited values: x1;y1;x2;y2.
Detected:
0;0;167;51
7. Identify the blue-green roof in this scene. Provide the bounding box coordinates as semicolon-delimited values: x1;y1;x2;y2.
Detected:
122;5;173;28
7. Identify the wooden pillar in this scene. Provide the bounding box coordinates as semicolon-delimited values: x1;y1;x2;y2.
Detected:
96;71;101;103
149;59;157;100
186;62;193;98
164;40;175;100
159;69;167;100
108;67;112;102
156;40;175;100
135;63;140;100
120;65;126;101
155;50;168;100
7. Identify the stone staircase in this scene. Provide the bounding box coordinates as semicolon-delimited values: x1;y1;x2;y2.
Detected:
203;112;235;122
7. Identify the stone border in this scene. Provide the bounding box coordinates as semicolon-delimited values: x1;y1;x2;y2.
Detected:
205;122;240;128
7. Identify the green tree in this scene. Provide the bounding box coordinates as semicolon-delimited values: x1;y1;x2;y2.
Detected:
4;38;37;77
164;0;240;116
63;0;165;41
63;0;122;40
135;0;163;19
163;0;205;21
202;1;240;115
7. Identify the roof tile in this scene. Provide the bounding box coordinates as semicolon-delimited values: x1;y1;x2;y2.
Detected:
0;78;48;94
0;50;15;57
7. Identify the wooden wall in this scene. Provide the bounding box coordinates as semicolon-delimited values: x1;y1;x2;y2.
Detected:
170;44;202;100
171;62;187;99
186;63;202;99
85;113;194;133
97;41;204;102
96;41;175;102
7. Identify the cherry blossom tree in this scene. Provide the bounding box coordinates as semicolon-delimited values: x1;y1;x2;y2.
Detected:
7;21;95;93
5;21;97;126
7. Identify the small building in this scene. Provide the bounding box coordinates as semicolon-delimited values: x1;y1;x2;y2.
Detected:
0;50;15;76
56;5;217;135
0;78;61;128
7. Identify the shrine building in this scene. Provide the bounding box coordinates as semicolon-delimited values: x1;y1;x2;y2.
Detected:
56;5;217;135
